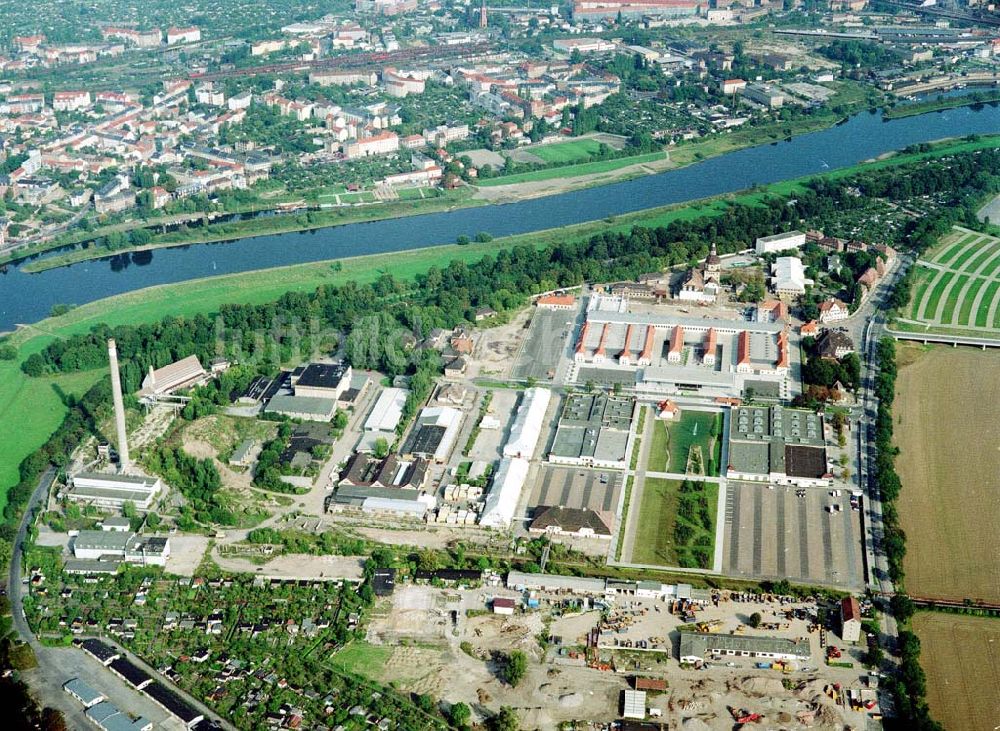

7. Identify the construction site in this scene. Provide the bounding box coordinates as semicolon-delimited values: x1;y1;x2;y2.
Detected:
350;581;884;730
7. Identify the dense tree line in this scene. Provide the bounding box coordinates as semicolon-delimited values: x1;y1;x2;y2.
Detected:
817;40;901;69
22;145;1000;399
868;337;942;731
145;445;230;525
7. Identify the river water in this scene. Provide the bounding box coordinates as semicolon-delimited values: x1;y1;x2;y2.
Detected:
2;105;999;331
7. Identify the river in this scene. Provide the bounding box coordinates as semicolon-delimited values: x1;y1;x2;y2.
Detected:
2;105;999;331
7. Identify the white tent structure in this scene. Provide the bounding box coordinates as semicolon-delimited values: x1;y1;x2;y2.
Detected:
502;387;551;459
480;457;530;529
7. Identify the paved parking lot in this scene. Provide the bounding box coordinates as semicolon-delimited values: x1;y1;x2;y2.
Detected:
24;645;186;731
466;390;519;462
721;482;865;591
522;464;623;515
512;308;575;381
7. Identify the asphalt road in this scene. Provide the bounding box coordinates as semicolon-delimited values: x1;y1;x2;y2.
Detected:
7;466;229;729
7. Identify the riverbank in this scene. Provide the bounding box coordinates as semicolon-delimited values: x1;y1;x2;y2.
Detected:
4;131;1000;503
883;91;1000;120
15;187;482;273
12;98;878;274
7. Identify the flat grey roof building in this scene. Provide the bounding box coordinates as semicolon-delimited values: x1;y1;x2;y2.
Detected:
64;677;105;707
678;631;811;662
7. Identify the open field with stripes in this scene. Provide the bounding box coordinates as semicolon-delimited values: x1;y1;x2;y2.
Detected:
902;227;1000;339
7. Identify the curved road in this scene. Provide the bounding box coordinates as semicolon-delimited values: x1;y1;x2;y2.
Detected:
7;467;231;730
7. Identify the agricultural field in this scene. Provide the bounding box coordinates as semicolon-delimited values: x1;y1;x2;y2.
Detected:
647;410;723;476
902;226;1000;337
630;477;718;569
912;613;1000;731
894;343;1000;603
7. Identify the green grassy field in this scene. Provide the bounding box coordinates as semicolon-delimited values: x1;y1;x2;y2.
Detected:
0;362;103;512
329;641;392;677
904;227;1000;335
531;139;604;164
647;411;722;475
476;151;666;187
5;136;1000;507
631;477;718;569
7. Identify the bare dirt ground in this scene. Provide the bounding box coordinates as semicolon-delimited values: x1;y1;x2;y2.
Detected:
353;524;493;550
895;344;1000;602
473;307;533;378
164;535;210;576
352;586;874;730
211;551;365;581
913;612;1000;731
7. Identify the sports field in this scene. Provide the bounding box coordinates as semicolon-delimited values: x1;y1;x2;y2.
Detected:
531;139;604;164
647;410;722;476
912;613;1000;731
894;343;1000;603
902;226;1000;338
630;477;718;569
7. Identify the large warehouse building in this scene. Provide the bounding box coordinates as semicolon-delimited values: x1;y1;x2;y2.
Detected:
549;393;635;469
480;457;531;529
678;631;811;664
137;355;208;400
71;530;171;567
503;387;552;459
726;405;831;487
402;406;463;462
65;472;163;511
571;296;792;399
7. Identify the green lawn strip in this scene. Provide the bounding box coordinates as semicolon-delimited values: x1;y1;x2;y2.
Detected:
939;275;970;324
648;420;670;472
532;139;604;164
977;280;1000;327
956;277;986;326
476;151;666;187
979;247;1000;278
921;272;955;322
932;234;980;265
951;243;988;272
631;477;718;569
632;478;682;566
963;241;1000;273
907;267;935;320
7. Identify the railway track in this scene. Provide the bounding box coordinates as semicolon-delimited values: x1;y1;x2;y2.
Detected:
189;42;494;81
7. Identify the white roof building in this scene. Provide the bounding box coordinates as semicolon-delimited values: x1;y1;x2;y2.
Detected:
756;230;805;255
364;387;409;432
480;457;530;529
67;472;162;511
502;387;552;459
623;690;646;719
770;256;812;297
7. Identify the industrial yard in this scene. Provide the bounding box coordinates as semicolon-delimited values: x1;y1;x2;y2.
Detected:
348;578;883;730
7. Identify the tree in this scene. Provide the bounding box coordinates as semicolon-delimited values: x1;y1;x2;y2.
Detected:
501;650;527;687
373;437;390;459
450;702;472;728
490;707;519;731
748;612;762;629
